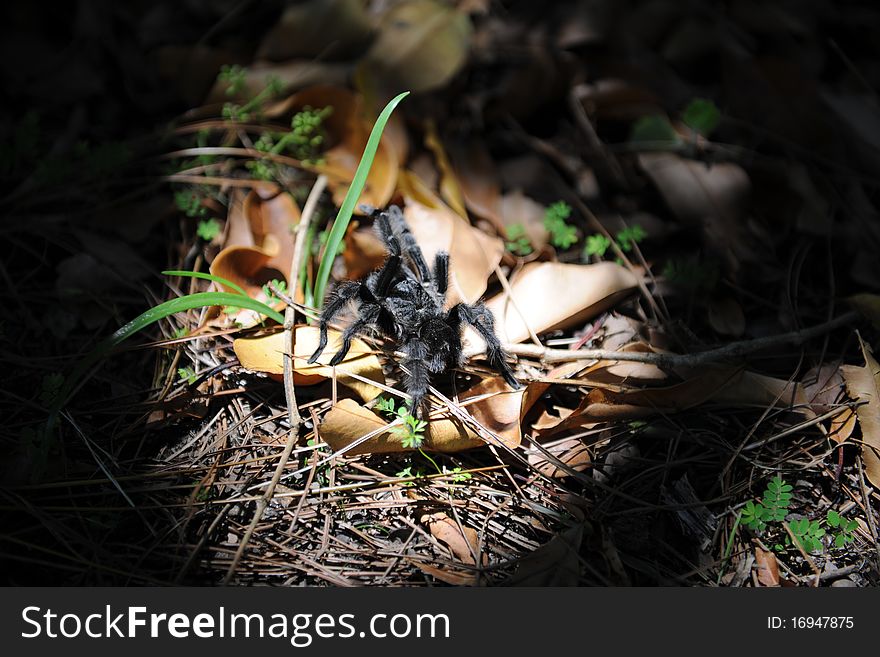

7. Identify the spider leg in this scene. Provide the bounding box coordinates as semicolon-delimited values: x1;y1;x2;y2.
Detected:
308;281;361;363
402;337;431;419
328;304;379;366
448;303;521;389
387;206;432;281
432;251;449;299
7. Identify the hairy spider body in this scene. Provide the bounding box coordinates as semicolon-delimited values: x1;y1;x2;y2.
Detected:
308;206;520;418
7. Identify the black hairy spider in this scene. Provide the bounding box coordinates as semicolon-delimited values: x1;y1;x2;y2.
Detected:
308;205;520;418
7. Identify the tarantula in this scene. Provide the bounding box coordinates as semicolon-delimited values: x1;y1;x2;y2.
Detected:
308;205;520;418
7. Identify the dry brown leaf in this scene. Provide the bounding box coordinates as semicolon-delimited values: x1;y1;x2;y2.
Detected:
539;366;808;436
243;187;301;277
409;560;476;586
256;0;373;62
319;398;476;454
232;326;385;402
527;435;591;478
403;193;505;305
638;152;752;273
421;512;482;566
360;0;472;94
483;261;639;345
499;190;550;250
343;224;387;280
319;377;542;454
841;337;880;488
828;408;858;444
754;547;781;587
209;188;302;327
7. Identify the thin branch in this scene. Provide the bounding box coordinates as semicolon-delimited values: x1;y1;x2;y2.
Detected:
222;175;326;585
505;311;860;368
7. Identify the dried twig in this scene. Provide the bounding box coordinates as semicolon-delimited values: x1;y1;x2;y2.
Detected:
222;175;327;585
504;311;860;368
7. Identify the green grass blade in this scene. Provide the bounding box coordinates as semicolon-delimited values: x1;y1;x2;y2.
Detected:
312;91;409;308
162;269;249;297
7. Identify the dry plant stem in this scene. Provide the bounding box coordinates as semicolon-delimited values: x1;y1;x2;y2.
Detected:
504;311;859;368
221;175;326;585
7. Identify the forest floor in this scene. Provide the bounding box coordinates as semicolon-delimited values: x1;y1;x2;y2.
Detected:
2;0;880;587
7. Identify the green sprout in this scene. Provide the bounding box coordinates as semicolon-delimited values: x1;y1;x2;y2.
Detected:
196;218;222;241
616;225;647;252
174;190;207;218
261;279;287;304
583;233;612;260
543;201;578;249
827;511;859;549
681;98;721;137
217;64;247;96
177;367;197;385
221;73;284;122
504;223;533;256
392;406;427;449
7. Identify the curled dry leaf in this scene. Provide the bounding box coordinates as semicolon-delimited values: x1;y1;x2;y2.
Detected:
638;152;752;273
209;188;301;328
421;512;483;566
536;366;808;437
403;192;505;305
360;0;472;94
319;377;541;454
232;326;385;402
754;547;781;587
803;363;855;443
841;337;880;488
483;261;639;345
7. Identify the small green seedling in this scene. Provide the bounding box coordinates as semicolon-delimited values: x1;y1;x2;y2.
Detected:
616;225;647;252
544;201;577;249
261;279;287;304
583;233;612;259
196;218;222;241
826;510;859;548
736;475;858;555
788;518;826;553
217;64;247;96
504;223;533;256
221;73;284;122
175;190;207;218
177;367;197;385
375;396;427;449
741;475;793;532
628;115;680;148
681;98;721;137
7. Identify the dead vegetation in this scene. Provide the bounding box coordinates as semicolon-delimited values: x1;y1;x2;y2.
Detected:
2;0;880;587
